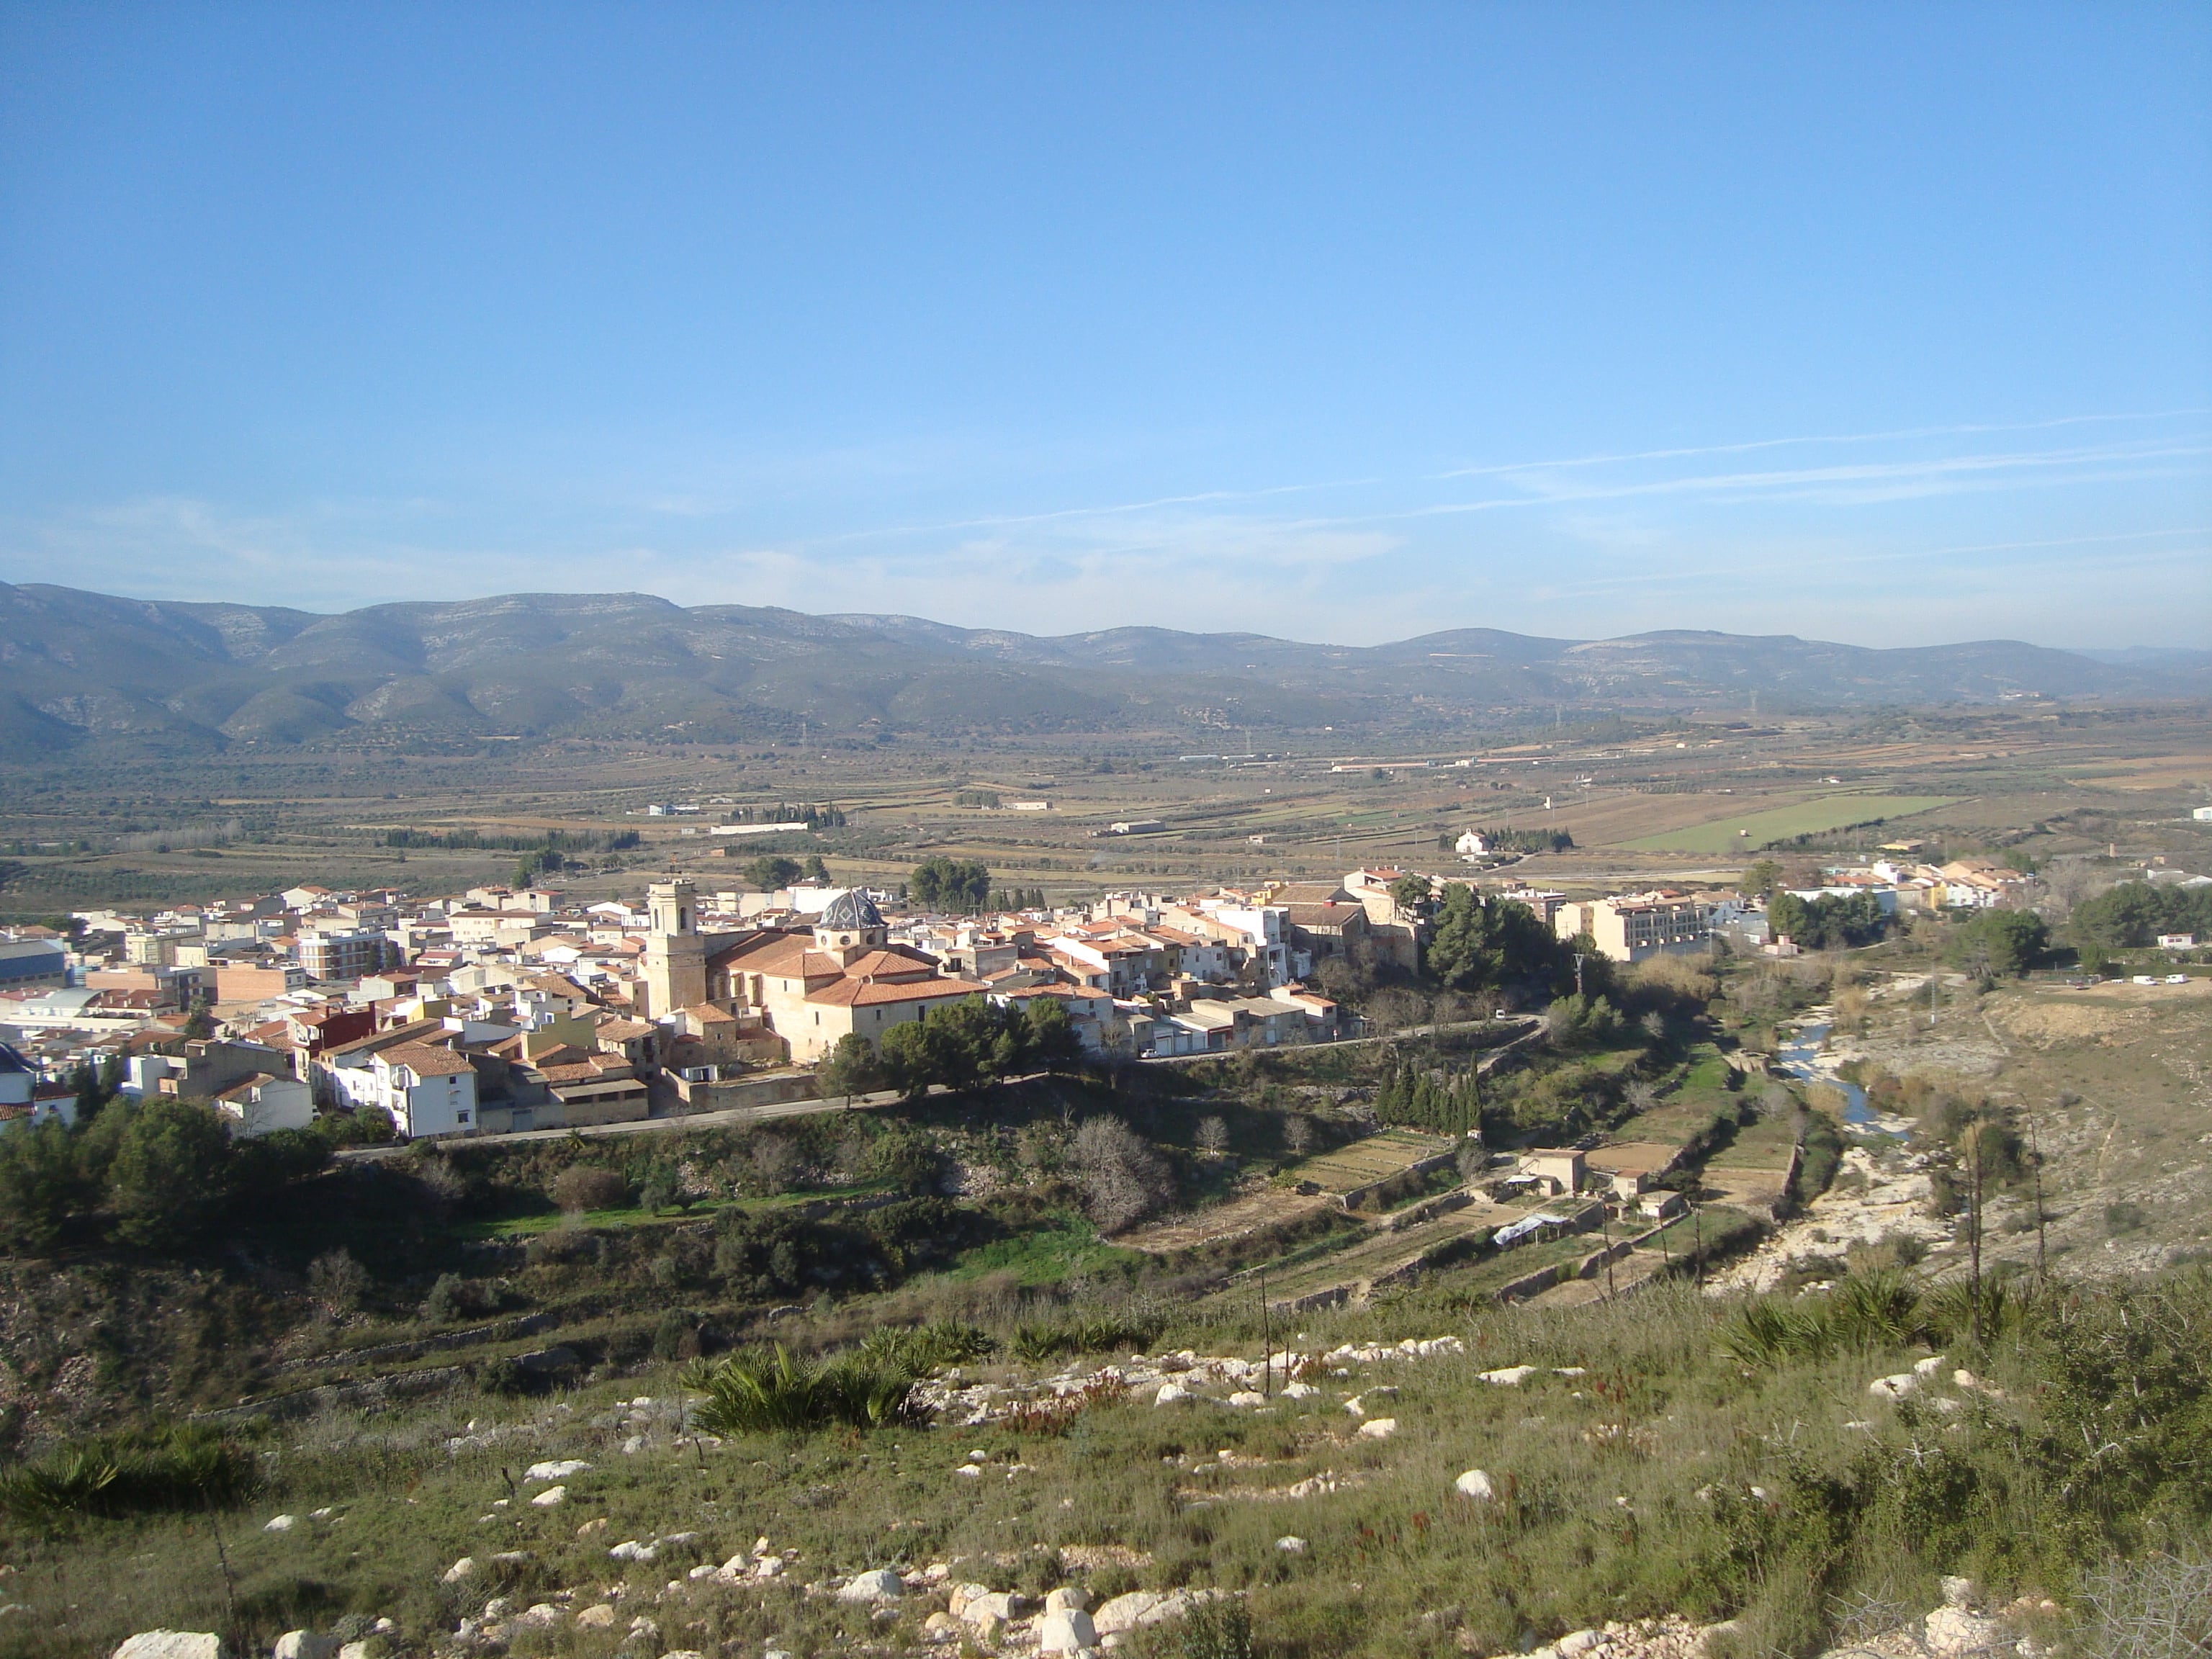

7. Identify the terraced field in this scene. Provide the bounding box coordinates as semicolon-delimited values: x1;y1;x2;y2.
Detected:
1279;1128;1455;1195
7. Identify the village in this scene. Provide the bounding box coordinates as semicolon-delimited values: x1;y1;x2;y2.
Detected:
0;829;2071;1141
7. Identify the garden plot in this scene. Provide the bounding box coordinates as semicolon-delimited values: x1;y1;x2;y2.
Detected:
1280;1128;1457;1197
1114;1184;1335;1254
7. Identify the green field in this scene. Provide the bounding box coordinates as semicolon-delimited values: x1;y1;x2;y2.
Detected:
1622;793;1957;854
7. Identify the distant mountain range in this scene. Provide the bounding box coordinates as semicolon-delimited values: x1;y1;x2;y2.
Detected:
0;582;2203;758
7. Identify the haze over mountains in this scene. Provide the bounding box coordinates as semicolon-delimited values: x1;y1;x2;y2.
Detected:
0;583;2204;759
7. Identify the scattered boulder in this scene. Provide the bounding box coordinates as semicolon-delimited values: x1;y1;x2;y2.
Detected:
1155;1382;1190;1405
1557;1632;1602;1658
1867;1373;1918;1401
575;1606;617;1629
513;1604;564;1629
1281;1382;1318;1399
1913;1354;1948;1377
1479;1365;1539;1386
960;1591;1022;1627
523;1459;591;1481
836;1569;904;1604
529;1485;567;1506
274;1635;337;1659
1924;1609;2005;1657
1454;1469;1496;1501
1045;1588;1089;1614
1275;1536;1308;1555
1227;1390;1267;1407
1093;1589;1205;1635
1038;1607;1097;1653
923;1612;962;1643
264;1515;299;1533
440;1559;476;1585
1357;1417;1398;1439
113;1635;225;1659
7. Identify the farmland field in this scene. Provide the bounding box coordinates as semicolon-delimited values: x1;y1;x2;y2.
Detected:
1282;1127;1455;1193
1619;793;1957;854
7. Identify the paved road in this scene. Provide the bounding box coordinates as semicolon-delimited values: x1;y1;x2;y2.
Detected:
334;1085;909;1161
336;1018;1544;1161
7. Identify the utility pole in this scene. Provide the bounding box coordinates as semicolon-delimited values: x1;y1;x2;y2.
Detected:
1599;1199;1617;1300
1258;1265;1271;1400
2029;1111;2048;1286
1964;1118;1986;1345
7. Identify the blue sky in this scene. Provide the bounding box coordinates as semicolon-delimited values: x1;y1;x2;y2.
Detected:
1;4;2207;648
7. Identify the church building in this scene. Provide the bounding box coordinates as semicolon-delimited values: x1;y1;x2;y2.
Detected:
642;880;988;1064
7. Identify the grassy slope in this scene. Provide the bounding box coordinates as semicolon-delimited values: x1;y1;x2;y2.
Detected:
6;1273;2205;1659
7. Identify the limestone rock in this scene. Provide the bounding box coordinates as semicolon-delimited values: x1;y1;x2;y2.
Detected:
575;1606;617;1629
523;1459;592;1481
1912;1354;1948;1377
528;1485;567;1506
1480;1365;1539;1386
1045;1588;1090;1614
1357;1416;1398;1439
441;1558;477;1585
274;1635;337;1659
264;1514;299;1533
924;1612;962;1642
836;1568;904;1603
1275;1536;1308;1555
1281;1382;1318;1399
1924;1608;2005;1657
1557;1632;1602;1658
1038;1607;1098;1653
1867;1373;1918;1401
1455;1469;1496;1501
1155;1382;1190;1405
961;1591;1022;1627
113;1635;225;1659
1227;1390;1267;1407
1093;1590;1201;1635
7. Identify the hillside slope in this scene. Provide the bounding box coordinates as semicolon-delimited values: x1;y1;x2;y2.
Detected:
0;582;2200;755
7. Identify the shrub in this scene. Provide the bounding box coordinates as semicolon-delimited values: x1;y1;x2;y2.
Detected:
682;1344;926;1434
1068;1116;1173;1233
652;1308;701;1361
858;1318;997;1374
1010;1308;1164;1362
0;1424;259;1525
2076;1550;2212;1659
423;1272;495;1325
1174;1599;1255;1659
307;1247;369;1313
552;1164;629;1213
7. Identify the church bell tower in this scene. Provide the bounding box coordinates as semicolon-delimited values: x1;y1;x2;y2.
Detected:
643;878;707;1016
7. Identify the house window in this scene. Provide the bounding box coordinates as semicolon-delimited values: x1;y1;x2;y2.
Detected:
457;1110;471;1125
